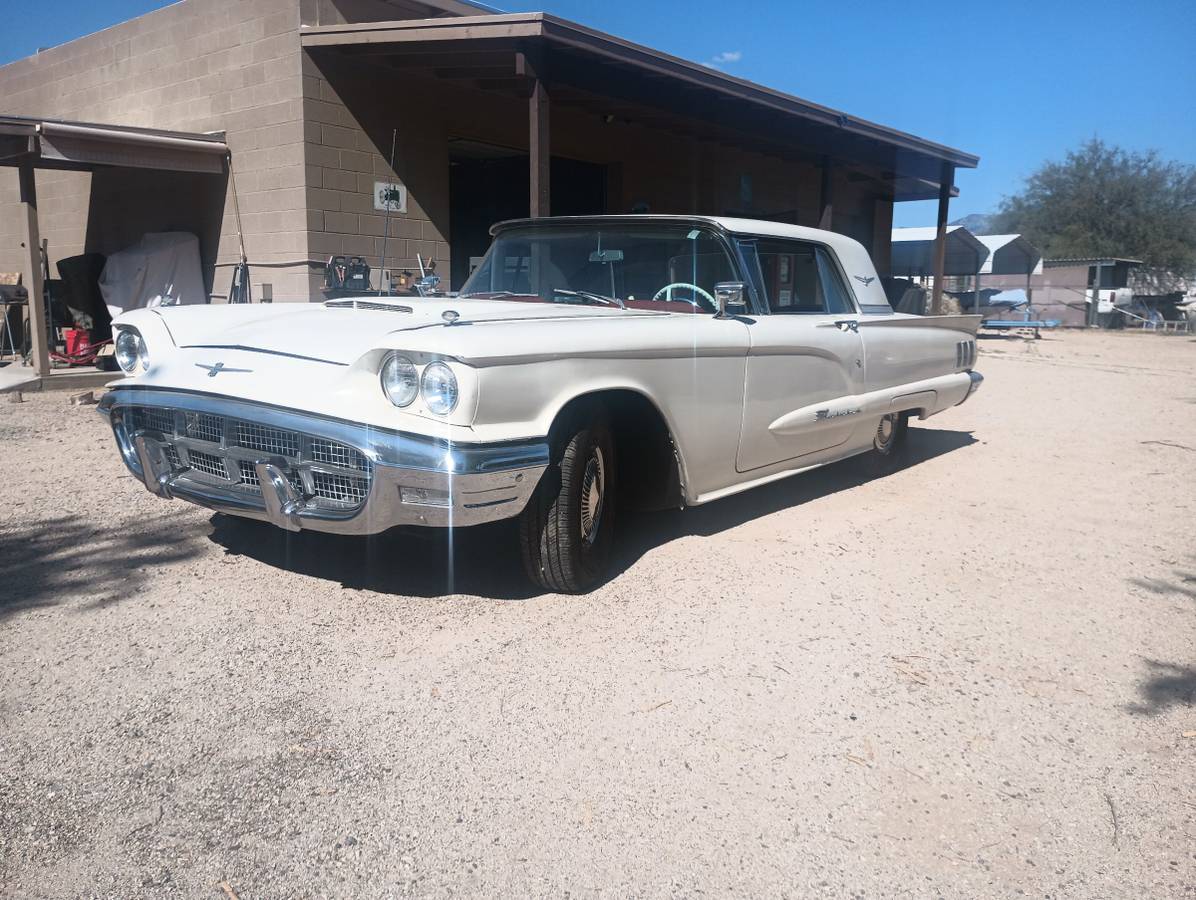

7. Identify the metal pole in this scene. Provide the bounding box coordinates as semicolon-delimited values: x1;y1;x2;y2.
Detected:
930;163;952;316
378;128;398;295
1088;262;1103;327
17;160;49;376
818;156;833;229
529;76;550;217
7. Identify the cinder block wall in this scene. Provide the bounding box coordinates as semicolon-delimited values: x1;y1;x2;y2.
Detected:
0;0;313;301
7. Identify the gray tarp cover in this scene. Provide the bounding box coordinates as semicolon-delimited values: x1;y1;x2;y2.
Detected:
99;232;206;317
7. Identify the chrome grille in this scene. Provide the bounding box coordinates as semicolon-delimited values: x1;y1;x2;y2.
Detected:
123;404;373;511
131;407;176;435
310;438;372;472
183;412;223;443
187;449;228;481
238;460;260;488
237;461;303;494
235;422;299;457
311;471;369;505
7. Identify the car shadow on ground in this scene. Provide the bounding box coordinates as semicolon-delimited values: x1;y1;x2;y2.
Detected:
0;512;205;622
206;427;977;601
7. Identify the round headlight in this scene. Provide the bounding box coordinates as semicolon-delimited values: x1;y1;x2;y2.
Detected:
421;361;458;415
114;329;146;373
381;354;419;407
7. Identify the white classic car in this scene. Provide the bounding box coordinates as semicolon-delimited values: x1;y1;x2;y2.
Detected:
99;216;982;592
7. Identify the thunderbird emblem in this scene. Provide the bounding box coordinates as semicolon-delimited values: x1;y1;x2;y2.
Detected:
854;275;876;287
195;362;251;377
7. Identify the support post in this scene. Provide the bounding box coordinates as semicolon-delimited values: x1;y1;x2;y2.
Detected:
974;270;982;315
18;161;49;376
1087;262;1104;328
930;163;953;316
528;72;550;218
818;156;833;230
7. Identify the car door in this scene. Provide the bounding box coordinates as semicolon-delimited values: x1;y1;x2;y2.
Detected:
736;238;866;473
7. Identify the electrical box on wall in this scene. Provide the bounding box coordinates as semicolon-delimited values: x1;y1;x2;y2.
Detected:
374;182;407;213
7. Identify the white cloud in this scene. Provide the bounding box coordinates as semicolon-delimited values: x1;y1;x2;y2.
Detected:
707;50;742;67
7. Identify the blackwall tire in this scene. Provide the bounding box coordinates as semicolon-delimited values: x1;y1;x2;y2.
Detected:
864;412;909;475
519;420;616;594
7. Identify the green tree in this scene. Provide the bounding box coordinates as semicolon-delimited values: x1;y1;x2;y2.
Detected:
993;140;1196;278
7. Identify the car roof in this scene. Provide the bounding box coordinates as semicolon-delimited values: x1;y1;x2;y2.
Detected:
491;214;869;256
490;214;891;313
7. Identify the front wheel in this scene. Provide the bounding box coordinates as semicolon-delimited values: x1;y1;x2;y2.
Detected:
519;419;616;593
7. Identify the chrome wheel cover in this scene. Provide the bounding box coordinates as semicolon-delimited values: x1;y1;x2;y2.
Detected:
579;444;606;545
875;414;896;451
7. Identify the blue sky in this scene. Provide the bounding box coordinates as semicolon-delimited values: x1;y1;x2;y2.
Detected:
3;0;1193;227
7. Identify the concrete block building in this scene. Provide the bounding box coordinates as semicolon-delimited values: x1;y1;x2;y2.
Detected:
0;0;977;319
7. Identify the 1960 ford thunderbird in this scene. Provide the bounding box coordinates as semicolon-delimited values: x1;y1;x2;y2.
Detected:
99;215;982;592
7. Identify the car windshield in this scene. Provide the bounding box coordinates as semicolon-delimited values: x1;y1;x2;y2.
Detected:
458;223;737;314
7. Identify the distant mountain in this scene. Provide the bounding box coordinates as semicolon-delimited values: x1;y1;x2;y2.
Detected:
950;213;997;233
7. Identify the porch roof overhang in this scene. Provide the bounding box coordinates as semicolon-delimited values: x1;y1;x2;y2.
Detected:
0;115;228;174
300;12;978;200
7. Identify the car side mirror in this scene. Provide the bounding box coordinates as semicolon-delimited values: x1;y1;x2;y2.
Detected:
714;282;748;318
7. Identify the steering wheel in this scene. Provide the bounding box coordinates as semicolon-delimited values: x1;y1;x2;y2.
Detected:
652;282;716;308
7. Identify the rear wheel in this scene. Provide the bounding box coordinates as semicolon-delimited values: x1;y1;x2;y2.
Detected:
519;419;616;593
864;412;909;474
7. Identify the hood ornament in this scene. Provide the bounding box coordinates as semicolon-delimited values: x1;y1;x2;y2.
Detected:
441;310;460;325
195;362;252;377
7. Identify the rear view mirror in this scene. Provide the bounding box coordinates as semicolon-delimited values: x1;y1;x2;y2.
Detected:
588;249;624;263
714;282;748;317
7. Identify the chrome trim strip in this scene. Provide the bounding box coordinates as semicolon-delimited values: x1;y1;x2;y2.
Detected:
177;345;349;366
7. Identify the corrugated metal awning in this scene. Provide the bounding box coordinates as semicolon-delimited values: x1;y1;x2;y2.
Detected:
0;115;228;174
976;233;1043;276
891;226;988;277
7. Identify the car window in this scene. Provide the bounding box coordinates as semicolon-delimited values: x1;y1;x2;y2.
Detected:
462;224;736;313
756;239;855;315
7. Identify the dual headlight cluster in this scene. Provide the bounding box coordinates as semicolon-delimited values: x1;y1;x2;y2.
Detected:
381;354;458;415
114;328;149;373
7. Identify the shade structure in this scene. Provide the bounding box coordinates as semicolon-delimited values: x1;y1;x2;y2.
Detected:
977;233;1042;276
890;225;987;277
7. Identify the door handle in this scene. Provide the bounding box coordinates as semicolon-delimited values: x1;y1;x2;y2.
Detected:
833;319;859;333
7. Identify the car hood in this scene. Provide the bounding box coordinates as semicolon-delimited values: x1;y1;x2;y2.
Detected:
149;298;657;365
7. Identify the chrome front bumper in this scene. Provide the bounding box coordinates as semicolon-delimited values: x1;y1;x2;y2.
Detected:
98;389;548;534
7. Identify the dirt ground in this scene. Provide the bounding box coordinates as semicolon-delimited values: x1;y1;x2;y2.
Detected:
1;330;1193;898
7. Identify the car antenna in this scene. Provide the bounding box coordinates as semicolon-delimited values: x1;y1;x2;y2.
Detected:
378;128;398;296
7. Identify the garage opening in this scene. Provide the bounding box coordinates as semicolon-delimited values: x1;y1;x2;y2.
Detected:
448;140;607;289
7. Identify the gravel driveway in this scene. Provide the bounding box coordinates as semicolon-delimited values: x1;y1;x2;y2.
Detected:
1;331;1193;898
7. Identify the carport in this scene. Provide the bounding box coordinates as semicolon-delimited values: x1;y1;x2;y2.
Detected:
891;224;989;311
977;232;1043;309
0;115;228;382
